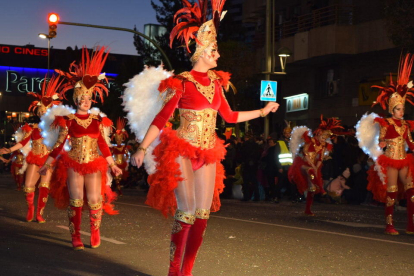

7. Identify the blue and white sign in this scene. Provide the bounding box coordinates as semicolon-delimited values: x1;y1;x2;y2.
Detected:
260;80;277;101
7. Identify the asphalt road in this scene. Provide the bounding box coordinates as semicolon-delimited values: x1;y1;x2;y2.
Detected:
0;173;413;276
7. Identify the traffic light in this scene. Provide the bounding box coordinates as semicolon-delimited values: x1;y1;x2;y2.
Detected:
48;13;59;38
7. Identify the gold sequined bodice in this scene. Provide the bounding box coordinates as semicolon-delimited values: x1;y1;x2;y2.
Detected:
384;136;406;160
67;136;100;164
14;152;24;165
176;108;217;150
32;138;49;157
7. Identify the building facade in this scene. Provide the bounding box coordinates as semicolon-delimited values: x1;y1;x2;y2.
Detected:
243;0;401;130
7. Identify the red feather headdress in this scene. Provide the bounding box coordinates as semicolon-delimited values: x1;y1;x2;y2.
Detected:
314;115;344;137
372;53;414;114
56;46;110;104
112;117;128;142
170;0;226;63
27;74;62;114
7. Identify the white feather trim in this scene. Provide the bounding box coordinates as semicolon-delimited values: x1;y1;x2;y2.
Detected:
289;126;311;157
14;127;31;157
40;105;75;149
106;168;113;186
89;108;113;151
18;159;28;174
122;65;173;175
355;113;382;161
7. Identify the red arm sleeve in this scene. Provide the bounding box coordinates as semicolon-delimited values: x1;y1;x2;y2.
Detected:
151;92;181;130
218;88;239;123
18;125;33;147
98;124;112;158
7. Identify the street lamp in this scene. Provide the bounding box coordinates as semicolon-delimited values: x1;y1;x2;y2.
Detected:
277;47;292;74
38;33;52;78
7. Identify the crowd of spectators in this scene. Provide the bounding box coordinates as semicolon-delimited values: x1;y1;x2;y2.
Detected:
219;128;377;208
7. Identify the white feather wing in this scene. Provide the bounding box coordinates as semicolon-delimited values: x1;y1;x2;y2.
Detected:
289;126;311;157
122;65;173;175
39;105;75;149
14;127;31;157
355;113;382;161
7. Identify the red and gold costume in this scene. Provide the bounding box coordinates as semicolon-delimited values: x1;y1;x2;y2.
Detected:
10;149;25;191
0;75;62;223
48;46;118;250
363;53;414;235
288;117;342;216
111;118;130;196
130;1;234;275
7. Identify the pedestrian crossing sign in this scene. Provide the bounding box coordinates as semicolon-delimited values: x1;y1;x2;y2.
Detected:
260;80;277;101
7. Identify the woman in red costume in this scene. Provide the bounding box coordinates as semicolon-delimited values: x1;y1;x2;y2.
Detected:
0;75;62;222
356;53;414;235
288;116;343;216
126;1;279;275
39;46;122;250
111;117;130;196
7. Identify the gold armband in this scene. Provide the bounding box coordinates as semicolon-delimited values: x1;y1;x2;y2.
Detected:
138;147;147;154
109;163;115;168
259;109;266;117
45;163;53;170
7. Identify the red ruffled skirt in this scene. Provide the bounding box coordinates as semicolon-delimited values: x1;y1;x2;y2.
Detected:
49;152;118;215
26;152;48;167
288;156;324;195
145;128;226;218
367;154;414;203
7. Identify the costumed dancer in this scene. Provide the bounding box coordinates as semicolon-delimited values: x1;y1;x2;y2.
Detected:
0;75;62;222
124;1;279;275
10;123;29;191
111;117;130;196
356;53;414;235
288;116;343;216
39;46;122;250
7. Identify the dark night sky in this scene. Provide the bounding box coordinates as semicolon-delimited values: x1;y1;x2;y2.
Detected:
1;0;161;56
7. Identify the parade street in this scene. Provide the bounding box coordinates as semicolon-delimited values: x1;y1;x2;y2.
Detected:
0;173;413;276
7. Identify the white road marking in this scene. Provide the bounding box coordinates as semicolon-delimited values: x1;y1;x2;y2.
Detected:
213;215;414;247
324;220;386;229
56;225;126;245
116;201;414;247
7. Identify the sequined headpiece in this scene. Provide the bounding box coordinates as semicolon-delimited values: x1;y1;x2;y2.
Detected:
372;53;414;114
27;74;62;115
56;46;110;104
170;0;226;64
112;117;128;144
314;115;344;138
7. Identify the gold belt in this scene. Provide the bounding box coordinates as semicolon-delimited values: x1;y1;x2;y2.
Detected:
385;136;406;160
67;136;100;164
32;139;49;157
176;108;217;150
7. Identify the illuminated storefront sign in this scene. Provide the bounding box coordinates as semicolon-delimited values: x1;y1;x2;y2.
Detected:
283;93;309;113
0;45;48;56
0;66;117;95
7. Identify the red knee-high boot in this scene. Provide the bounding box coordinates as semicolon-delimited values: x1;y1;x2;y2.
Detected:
24;187;35;222
68;199;84;250
385;192;399;235
168;210;195;276
406;188;414;234
36;184;49;223
305;190;315;216
89;201;103;249
181;209;210;276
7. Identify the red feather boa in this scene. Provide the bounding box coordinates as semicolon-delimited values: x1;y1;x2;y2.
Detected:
145;127;226;217
49;152;118;215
